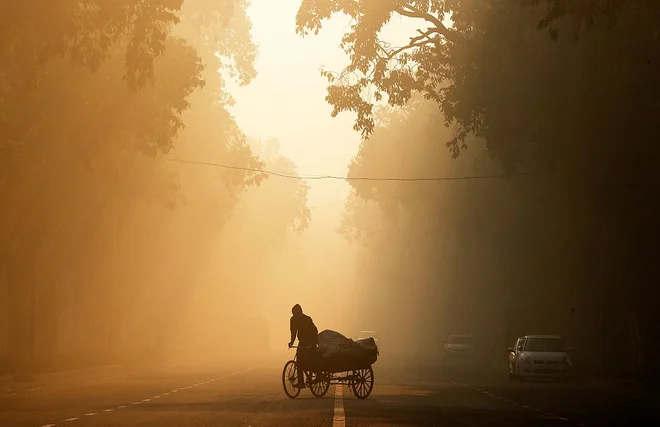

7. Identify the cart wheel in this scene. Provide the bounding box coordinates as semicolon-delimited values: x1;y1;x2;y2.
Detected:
282;360;301;398
307;371;331;398
351;367;374;399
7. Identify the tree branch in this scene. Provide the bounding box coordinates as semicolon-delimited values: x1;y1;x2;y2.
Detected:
411;28;440;44
386;39;435;59
396;5;457;43
379;29;438;59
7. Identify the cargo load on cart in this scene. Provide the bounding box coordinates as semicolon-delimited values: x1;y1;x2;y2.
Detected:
311;330;378;372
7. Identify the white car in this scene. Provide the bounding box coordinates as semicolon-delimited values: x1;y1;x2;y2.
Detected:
444;334;475;354
508;335;573;381
442;334;477;370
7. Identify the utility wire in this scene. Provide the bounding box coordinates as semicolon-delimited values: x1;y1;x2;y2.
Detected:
165;157;540;182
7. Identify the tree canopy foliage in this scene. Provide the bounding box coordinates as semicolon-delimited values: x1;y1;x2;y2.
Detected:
0;0;310;371
296;0;656;168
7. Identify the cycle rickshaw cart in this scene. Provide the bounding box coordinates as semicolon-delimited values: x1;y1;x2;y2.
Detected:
282;344;377;400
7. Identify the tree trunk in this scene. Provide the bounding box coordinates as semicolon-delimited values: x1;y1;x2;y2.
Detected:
637;254;660;391
566;168;602;370
6;255;35;372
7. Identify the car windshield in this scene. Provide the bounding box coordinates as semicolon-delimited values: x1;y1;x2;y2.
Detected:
524;337;565;352
449;336;472;345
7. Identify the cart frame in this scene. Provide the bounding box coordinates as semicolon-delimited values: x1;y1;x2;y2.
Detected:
282;346;375;399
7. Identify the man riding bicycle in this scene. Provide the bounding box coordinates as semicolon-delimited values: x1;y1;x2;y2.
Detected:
288;304;318;389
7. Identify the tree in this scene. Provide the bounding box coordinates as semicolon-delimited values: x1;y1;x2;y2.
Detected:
295;0;633;145
165;136;311;360
340;99;569;361
301;0;660;385
0;0;263;371
239;137;311;241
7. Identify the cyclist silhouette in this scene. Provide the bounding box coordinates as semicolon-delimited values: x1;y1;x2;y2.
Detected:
288;304;318;389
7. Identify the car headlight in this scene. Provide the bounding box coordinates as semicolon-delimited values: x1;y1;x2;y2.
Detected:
563;356;572;366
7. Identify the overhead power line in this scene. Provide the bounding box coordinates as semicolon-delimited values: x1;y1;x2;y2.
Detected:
165;157;540;182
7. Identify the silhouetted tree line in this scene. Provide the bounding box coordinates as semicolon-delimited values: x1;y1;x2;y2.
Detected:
0;0;310;373
300;0;660;388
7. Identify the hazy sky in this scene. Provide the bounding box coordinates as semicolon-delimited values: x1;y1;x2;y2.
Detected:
227;1;426;215
227;0;358;215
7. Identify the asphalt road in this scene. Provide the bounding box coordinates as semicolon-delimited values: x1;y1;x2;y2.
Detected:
1;357;658;427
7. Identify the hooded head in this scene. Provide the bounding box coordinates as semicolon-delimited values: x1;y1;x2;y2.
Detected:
292;304;303;316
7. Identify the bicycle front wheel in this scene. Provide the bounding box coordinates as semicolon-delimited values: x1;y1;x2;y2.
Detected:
282;360;301;398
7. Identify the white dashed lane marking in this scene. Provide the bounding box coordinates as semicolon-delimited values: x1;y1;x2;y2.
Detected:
445;377;572;423
333;385;346;427
32;360;273;427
